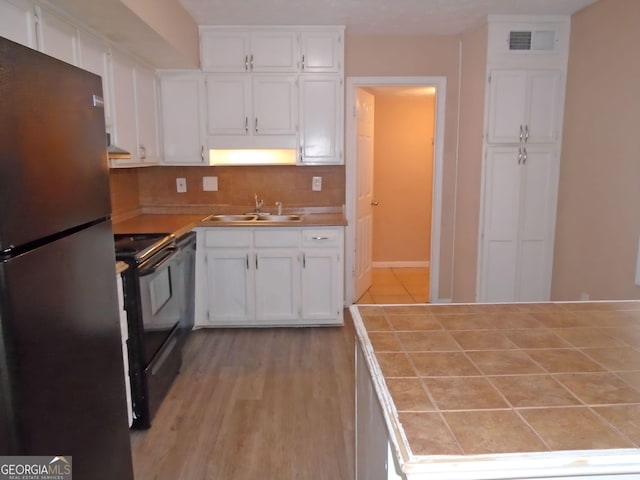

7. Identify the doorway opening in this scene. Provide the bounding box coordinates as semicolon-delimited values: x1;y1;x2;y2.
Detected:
345;76;446;305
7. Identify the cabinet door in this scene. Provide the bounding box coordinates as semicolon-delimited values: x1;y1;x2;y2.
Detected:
250;31;298;72
479;147;521;302
206;75;251;135
36;7;78;66
299;75;343;164
254;249;300;323
517;146;558;301
78;31;112;128
486;70;527;144
526;70;562;143
301;248;341;324
0;0;37;48
159;73;207;165
300;31;342;73
135;64;159;162
479;146;558;302
110;49;138;158
200;30;249;72
252;75;297;135
205;248;254;325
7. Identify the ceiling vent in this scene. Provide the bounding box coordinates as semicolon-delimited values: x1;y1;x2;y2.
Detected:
508;30;557;53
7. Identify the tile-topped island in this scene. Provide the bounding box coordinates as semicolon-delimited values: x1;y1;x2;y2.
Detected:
351;302;640;479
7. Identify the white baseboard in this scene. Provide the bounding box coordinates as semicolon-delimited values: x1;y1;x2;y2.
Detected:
372;261;430;268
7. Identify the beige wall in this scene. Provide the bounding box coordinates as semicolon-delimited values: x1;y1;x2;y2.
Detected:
372;93;434;264
452;23;488;302
552;0;640;300
346;35;460;298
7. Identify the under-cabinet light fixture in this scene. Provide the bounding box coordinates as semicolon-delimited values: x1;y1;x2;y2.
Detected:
209;149;296;166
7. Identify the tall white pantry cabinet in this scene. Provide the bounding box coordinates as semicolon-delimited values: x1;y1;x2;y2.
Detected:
478;17;571;302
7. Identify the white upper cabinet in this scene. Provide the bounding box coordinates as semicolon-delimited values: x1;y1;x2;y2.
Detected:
206;74;297;148
35;6;79;66
78;30;112;128
201;29;298;72
299;75;343;165
0;0;36;48
158;72;207;165
299;30;342;73
110;48;160;167
486;69;562;144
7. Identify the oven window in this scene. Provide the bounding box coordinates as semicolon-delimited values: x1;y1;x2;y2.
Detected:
150;266;172;315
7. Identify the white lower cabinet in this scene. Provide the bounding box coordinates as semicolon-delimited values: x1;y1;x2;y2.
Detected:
195;226;343;327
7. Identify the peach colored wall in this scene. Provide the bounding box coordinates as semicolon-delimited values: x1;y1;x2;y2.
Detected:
372;94;434;263
346;35;460;298
120;0;199;66
132;165;344;210
552;0;640;300
453;23;488;302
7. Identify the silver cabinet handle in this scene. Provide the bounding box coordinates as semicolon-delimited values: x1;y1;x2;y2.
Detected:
523;147;527;165
201;145;205;162
301;54;305;70
255;117;258;133
519;125;524;142
518;147;522;164
250;54;254;70
371;200;380;206
245;117;249;134
312;236;329;240
525;125;529;143
244;55;249;71
255;253;258;269
299;145;303;162
302;252;306;268
246;253;249;269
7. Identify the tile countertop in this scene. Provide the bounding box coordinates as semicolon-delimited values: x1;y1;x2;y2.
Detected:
350;302;640;480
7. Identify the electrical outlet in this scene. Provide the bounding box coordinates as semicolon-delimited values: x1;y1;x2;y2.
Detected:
312;176;322;191
203;176;218;191
176;178;187;193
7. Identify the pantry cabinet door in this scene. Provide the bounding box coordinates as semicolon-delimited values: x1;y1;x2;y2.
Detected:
526;70;562;143
486;70;527;144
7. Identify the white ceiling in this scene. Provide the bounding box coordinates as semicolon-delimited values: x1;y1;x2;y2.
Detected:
179;0;597;36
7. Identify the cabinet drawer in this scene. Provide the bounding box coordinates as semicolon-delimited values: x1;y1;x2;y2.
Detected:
254;229;299;248
302;229;341;247
205;229;252;247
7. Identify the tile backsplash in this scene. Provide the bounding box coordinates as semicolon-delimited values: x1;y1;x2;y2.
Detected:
109;165;345;216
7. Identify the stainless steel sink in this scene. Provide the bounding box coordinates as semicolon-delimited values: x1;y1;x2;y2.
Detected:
203;213;303;223
204;214;257;222
256;214;302;222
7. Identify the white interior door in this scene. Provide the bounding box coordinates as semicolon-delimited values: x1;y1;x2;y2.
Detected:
355;89;375;300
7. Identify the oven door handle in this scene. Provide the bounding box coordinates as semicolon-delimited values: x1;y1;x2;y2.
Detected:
138;247;177;276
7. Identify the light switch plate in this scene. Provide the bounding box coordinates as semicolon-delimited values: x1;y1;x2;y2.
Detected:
203;176;218;191
176;178;187;193
312;176;322;191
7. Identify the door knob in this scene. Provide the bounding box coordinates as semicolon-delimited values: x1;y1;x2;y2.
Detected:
371;201;380;206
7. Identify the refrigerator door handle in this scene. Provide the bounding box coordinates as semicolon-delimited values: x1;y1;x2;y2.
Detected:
92;95;104;108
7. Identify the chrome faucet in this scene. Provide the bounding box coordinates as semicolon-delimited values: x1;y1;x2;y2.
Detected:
254;193;264;213
275;201;282;215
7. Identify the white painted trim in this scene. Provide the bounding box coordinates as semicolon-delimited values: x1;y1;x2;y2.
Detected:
345;76;447;305
372;261;430;268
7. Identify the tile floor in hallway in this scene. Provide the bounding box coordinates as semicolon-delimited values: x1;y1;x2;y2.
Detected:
356;267;430;304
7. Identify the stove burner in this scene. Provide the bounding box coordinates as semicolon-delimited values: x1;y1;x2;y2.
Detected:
114;233;172;260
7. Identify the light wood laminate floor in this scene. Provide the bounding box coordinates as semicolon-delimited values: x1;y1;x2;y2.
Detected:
130;317;356;480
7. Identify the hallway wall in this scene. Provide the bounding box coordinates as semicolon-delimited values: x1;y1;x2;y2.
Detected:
372;93;434;265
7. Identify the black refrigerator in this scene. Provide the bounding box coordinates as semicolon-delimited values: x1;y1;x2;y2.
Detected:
0;37;134;479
